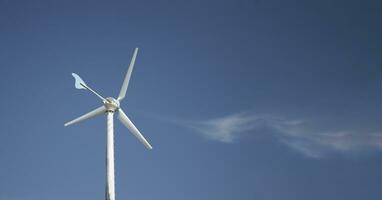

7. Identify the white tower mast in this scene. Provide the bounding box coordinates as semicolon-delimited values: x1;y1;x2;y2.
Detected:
106;111;115;200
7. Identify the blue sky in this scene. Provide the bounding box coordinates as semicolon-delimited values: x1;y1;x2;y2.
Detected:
1;0;382;199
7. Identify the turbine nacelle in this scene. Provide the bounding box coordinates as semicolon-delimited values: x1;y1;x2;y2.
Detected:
104;97;120;112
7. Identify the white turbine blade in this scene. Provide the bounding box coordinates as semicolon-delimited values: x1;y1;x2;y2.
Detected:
72;73;87;90
117;48;138;101
64;106;106;127
117;108;152;149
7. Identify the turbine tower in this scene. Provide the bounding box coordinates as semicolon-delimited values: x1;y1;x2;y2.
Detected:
64;48;152;200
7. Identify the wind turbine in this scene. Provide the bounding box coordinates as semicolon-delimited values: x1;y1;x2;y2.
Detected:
64;48;152;200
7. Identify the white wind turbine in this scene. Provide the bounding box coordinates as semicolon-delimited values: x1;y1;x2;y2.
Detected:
64;48;152;200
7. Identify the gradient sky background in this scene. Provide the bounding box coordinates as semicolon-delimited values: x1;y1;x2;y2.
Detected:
1;0;382;199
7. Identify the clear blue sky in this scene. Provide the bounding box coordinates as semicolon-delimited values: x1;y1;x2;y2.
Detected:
1;0;382;199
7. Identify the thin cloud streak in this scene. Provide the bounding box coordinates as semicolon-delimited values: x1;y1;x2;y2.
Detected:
182;112;382;158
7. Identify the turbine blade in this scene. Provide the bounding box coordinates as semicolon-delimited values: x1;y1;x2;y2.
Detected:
117;48;138;101
64;106;106;127
117;108;152;149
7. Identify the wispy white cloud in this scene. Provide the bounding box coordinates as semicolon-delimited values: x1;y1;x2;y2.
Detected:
186;113;259;143
181;112;382;158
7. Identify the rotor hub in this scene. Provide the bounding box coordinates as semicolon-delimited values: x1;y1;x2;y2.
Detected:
104;97;120;112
